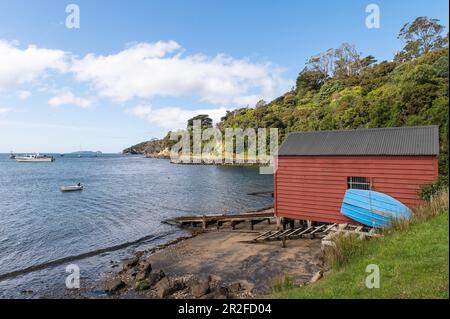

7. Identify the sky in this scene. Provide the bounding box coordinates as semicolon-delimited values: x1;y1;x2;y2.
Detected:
0;0;448;153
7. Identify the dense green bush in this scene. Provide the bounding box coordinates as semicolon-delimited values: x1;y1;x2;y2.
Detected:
421;176;449;200
218;18;448;178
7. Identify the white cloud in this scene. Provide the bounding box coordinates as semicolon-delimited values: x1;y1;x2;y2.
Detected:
0;107;11;115
127;104;227;130
17;90;32;100
48;91;93;108
0;40;67;89
72;41;289;105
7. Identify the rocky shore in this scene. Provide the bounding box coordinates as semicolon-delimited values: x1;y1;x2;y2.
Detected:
99;211;324;299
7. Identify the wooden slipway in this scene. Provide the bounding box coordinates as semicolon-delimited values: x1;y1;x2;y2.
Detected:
162;207;274;230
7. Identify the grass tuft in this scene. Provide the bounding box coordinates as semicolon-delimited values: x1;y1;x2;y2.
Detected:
324;234;368;270
272;274;294;293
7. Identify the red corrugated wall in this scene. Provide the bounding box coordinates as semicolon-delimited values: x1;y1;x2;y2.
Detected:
274;155;439;224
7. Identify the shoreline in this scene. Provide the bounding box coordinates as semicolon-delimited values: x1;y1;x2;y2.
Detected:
90;208;324;299
136;153;271;167
2;207;324;299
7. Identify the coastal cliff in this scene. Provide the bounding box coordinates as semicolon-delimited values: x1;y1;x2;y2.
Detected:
123;139;170;158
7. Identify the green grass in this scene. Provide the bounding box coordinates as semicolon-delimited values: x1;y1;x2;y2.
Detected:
271;201;449;299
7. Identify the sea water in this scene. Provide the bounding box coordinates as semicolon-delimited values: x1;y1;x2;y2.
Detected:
0;154;273;298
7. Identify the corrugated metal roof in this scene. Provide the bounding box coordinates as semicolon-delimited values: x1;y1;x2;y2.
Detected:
278;126;439;156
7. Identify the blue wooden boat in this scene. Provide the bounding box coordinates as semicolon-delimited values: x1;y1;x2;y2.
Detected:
341;189;412;228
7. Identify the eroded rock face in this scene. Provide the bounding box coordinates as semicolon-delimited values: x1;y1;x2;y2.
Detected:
154;277;186;298
136;261;152;281
123;256;139;270
148;269;166;286
201;286;230;299
105;279;125;293
154;277;171;298
189;276;211;298
227;282;242;293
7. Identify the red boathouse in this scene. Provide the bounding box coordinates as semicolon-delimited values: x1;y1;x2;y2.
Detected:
274;126;440;224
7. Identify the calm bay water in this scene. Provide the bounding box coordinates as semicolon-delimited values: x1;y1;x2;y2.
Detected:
0;154;273;297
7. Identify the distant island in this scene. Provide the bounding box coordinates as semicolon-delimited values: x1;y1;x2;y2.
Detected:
67;151;103;157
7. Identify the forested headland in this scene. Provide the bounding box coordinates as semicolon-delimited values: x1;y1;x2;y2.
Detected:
125;16;448;181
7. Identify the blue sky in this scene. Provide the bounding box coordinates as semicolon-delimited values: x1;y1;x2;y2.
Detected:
0;0;448;153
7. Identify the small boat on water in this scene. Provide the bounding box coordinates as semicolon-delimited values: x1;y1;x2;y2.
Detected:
341;189;411;228
61;185;83;192
9;151;15;159
15;153;55;162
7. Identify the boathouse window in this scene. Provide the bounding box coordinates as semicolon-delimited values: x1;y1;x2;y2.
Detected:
347;176;371;190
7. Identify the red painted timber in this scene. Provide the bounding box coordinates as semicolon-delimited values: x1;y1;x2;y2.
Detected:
274;155;439;224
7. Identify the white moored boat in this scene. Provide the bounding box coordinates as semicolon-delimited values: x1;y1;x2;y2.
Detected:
15;153;55;163
60;185;83;192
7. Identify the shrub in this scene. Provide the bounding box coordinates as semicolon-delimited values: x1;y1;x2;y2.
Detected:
414;188;449;222
420;176;449;200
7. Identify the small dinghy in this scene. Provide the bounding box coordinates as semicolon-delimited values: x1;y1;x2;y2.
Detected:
341;189;411;228
61;185;83;192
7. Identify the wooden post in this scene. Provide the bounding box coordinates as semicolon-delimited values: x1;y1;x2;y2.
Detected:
202;216;207;230
276;217;283;230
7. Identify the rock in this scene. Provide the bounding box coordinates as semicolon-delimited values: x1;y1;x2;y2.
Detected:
154;277;172;298
127;267;138;278
309;270;323;284
123;256;139;270
135;280;151;291
228;282;242;293
172;280;186;292
201;286;229;299
141;261;152;274
154;277;186;298
105;279;125;293
190;276;211;298
149;269;166;286
136;272;146;281
136;262;152;281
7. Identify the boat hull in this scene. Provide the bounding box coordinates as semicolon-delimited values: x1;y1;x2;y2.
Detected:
341;189;411;228
61;186;83;192
15;157;54;162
